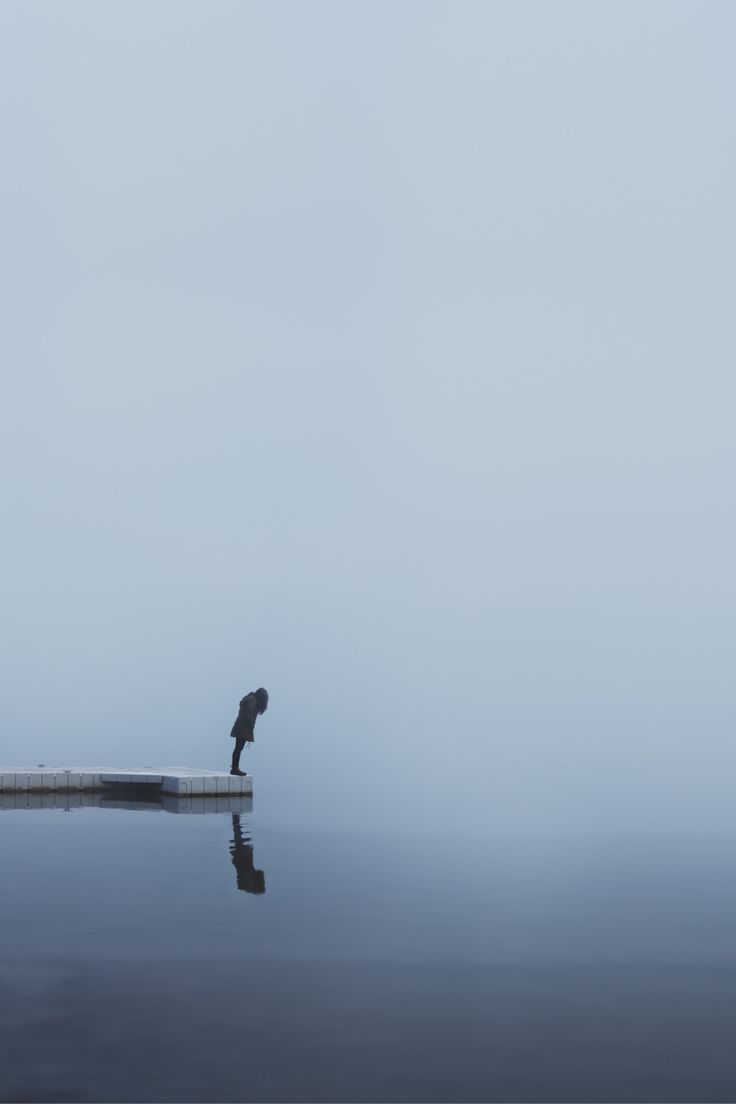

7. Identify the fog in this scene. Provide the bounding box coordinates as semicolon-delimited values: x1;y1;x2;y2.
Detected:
1;1;734;835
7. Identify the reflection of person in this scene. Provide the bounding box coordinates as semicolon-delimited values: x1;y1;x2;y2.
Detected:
229;687;269;776
229;814;265;894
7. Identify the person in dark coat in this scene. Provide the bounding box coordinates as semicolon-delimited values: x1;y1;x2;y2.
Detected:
229;687;269;776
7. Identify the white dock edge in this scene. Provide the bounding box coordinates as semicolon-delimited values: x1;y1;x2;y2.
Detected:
0;768;252;797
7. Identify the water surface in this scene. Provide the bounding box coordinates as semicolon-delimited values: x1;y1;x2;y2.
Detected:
2;806;736;1101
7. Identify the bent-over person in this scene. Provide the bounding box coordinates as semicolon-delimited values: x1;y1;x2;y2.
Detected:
229;687;269;776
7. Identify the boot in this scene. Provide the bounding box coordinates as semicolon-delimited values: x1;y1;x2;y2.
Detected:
230;768;247;777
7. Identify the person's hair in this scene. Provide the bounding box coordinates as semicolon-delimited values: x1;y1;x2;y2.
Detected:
255;687;269;713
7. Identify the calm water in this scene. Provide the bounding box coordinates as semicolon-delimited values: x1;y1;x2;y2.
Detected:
2;804;736;1102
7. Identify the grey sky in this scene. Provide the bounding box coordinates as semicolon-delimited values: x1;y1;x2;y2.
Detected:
1;1;734;834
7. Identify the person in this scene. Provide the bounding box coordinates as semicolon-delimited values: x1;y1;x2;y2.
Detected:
229;687;269;776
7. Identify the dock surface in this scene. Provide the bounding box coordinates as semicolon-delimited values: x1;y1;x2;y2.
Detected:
0;767;252;797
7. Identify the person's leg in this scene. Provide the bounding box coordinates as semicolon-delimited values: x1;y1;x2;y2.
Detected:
231;736;246;773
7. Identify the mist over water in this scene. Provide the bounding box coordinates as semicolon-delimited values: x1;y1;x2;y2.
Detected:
2;0;735;844
1;3;736;1099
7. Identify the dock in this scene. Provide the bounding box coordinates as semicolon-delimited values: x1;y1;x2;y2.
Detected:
0;767;252;798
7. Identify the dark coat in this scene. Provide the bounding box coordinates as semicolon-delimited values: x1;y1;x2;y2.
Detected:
230;692;259;743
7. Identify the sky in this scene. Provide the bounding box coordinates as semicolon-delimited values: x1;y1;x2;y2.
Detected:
1;1;735;835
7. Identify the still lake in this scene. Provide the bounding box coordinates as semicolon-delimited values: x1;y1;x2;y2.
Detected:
2;799;736;1102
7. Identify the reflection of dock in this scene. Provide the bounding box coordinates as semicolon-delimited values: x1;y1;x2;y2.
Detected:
0;789;253;815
